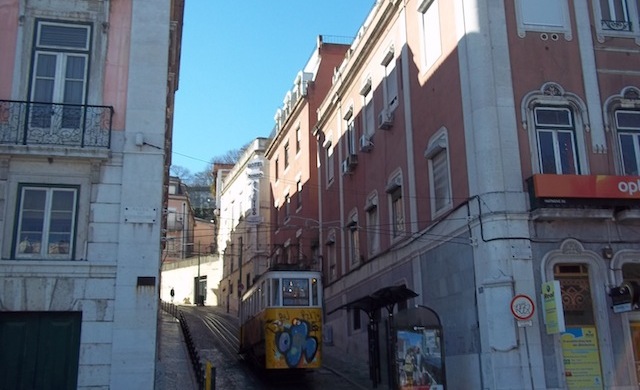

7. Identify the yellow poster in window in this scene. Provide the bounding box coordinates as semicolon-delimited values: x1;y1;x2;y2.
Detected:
561;327;603;390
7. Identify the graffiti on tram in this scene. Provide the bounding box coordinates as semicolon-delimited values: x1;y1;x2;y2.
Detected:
265;308;322;368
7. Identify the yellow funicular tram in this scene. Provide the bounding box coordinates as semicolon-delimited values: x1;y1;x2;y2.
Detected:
239;265;323;370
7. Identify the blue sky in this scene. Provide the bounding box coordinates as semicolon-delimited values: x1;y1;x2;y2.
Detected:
171;1;376;175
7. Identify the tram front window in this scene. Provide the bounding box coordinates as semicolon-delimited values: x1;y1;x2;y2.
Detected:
283;278;309;306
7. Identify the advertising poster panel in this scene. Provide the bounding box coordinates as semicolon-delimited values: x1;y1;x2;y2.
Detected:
561;327;603;390
396;328;444;390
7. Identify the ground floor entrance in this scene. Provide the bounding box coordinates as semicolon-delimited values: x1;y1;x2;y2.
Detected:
0;311;81;390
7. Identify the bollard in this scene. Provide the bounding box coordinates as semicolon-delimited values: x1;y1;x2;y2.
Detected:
205;361;216;390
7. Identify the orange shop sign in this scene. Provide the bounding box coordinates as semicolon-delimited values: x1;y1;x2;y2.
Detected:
532;174;640;199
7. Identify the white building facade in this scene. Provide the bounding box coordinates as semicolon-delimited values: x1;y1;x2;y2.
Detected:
216;138;271;315
0;0;183;388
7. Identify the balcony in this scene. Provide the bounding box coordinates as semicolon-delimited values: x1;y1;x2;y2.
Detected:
0;100;113;149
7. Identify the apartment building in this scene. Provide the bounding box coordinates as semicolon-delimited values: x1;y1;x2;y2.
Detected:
265;36;352;275
217;138;271;315
308;0;640;389
0;0;183;388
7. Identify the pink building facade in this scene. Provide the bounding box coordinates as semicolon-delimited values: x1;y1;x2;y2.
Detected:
266;37;351;270
0;0;183;388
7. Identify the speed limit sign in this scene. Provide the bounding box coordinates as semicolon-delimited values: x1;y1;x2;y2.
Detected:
511;294;535;321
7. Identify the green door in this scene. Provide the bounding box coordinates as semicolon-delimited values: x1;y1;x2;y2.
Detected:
0;312;81;390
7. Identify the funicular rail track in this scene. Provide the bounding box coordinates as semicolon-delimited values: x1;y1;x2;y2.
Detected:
200;311;240;359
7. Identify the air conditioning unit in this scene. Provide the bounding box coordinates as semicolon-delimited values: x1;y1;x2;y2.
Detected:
359;135;373;152
378;109;393;130
342;154;358;175
347;153;358;167
341;159;350;175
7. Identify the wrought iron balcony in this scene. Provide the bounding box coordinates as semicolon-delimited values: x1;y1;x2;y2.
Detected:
601;19;632;31
0;99;113;148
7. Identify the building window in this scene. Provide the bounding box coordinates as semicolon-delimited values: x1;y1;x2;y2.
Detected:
346;119;357;156
381;46;398;111
425;130;452;216
347;215;360;266
275;157;279;181
387;177;405;238
523;83;589;175
514;0;571;38
361;80;374;137
284;142;290;168
327;240;337;282
274;206;279;230
296;126;302;153
391;188;404;237
365;195;380;255
31;21;91;129
535;107;579;174
418;0;442;71
599;0;632;31
296;179;302;210
284;194;290;218
352;309;362;331
16;185;78;259
325;140;335;185
615;110;640;175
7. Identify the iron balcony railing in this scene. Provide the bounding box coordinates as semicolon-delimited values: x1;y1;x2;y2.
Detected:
0;99;113;148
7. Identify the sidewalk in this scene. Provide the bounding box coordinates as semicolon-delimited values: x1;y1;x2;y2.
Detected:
155;310;198;390
322;344;387;390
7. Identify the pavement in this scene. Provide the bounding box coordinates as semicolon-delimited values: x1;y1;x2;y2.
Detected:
155;310;199;390
154;306;384;390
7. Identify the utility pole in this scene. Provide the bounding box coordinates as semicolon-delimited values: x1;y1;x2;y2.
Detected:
197;241;201;305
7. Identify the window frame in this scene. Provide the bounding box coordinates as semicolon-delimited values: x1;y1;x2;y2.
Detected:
425;129;452;217
418;0;442;72
360;77;374;137
522;83;590;176
534;106;580;174
592;0;640;43
30;20;92;131
296;179;303;210
365;193;380;256
346;119;357;156
324;138;335;186
14;184;79;260
514;0;572;39
387;176;405;240
614;109;640;175
347;213;360;266
381;46;399;112
284;141;290;169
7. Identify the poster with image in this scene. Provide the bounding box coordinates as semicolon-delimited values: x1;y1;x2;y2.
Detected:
396;328;444;390
561;327;603;390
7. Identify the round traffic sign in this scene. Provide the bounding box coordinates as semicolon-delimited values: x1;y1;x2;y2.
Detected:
511;294;535;321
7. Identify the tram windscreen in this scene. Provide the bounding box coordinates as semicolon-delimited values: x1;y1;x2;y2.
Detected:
282;278;309;306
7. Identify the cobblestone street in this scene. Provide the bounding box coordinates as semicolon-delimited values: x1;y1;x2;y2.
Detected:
174;305;378;390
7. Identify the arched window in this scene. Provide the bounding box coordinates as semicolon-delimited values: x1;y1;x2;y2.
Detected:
521;82;590;175
603;87;640;175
